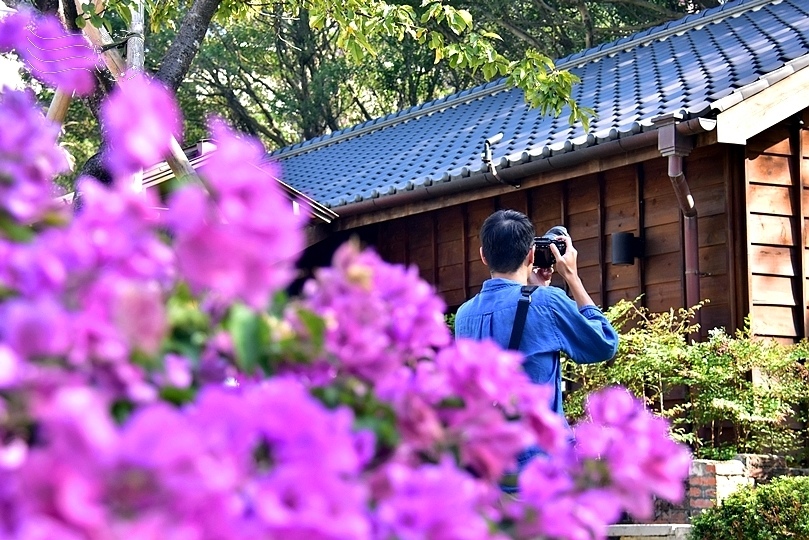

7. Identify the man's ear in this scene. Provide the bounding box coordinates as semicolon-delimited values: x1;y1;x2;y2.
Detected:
526;246;535;267
479;246;488;267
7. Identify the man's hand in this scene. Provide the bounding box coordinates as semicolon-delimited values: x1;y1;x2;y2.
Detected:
549;235;578;283
549;235;596;309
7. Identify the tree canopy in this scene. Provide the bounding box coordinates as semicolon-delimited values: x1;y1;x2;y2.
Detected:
0;0;712;184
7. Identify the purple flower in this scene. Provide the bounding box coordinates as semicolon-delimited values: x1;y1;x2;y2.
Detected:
512;455;620;540
573;387;692;519
253;466;370;540
0;232;68;298
373;460;501;540
0;344;21;388
66;178;174;284
1;297;72;361
0;89;69;224
301;242;450;383
448;407;533;482
101;72;182;179
0;10;100;95
167;119;304;309
515;384;569;455
435;339;528;411
110;280;167;356
155;354;193;388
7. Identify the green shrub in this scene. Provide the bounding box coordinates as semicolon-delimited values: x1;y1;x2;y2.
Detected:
690;476;809;540
564;298;809;462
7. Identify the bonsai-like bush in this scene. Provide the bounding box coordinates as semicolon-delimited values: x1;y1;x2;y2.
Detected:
690;475;809;540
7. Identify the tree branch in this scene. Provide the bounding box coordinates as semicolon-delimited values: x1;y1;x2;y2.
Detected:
598;0;683;20
154;0;223;91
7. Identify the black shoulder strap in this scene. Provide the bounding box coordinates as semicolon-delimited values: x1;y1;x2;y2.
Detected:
508;285;538;350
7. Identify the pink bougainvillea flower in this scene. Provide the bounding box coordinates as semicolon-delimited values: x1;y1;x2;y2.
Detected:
301;241;450;383
374;460;501;540
67;178;174;285
167;119;304;309
0;10;101;95
0;344;21;388
1;297;72;361
101;72;182;179
574;386;692;519
0;89;69;224
435;339;527;410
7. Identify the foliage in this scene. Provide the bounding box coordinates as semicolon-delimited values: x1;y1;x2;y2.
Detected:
0;16;692;540
564;298;809;462
689;476;809;540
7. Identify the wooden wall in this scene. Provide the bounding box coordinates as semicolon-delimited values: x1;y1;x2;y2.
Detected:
744;114;809;343
369;144;739;334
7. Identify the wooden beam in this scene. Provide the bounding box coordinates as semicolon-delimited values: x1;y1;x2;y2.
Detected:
431;212;439;286
126;0;145;72
334;145;663;231
716;65;809;145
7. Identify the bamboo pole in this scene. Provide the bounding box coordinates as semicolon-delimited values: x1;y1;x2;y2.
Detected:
125;0;145;72
74;0;201;185
46;88;72;123
126;0;145;192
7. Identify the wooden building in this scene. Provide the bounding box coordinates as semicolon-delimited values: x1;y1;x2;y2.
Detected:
274;0;809;343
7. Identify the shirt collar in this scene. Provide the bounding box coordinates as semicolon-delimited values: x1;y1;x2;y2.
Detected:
481;278;523;291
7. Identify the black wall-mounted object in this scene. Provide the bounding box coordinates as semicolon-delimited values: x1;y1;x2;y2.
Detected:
612;232;644;266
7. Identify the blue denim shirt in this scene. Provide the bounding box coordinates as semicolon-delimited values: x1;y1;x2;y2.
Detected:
454;278;619;419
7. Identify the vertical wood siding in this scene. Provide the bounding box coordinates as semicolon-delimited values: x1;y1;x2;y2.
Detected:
744;118;809;342
371;144;737;334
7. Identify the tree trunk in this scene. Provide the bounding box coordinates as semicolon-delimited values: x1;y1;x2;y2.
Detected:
155;0;223;91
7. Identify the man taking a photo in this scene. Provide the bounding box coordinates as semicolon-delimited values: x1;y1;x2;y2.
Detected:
455;208;619;424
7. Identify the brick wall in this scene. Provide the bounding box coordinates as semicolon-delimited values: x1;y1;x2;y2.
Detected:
640;454;809;524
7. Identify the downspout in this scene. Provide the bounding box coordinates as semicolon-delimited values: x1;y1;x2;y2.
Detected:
653;113;704;324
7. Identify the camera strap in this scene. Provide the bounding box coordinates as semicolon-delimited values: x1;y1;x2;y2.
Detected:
508;285;538;350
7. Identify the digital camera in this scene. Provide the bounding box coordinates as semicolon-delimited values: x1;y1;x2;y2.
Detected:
533;236;566;268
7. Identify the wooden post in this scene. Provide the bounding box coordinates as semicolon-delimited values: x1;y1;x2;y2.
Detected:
74;0;202;187
46;88;72;123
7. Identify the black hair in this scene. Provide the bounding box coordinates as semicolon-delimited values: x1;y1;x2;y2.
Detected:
479;209;535;273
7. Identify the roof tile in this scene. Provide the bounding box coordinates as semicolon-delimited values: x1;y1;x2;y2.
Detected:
271;0;809;210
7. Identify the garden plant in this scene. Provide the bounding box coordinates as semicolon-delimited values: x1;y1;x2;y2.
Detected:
565;300;809;462
0;10;691;540
689;475;809;540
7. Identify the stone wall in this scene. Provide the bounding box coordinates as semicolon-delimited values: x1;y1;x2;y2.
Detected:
641;454;809;524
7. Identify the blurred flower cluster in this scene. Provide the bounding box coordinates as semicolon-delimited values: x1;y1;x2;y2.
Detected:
0;10;691;540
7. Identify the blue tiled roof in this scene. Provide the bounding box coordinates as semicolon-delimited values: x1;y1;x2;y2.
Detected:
270;0;809;210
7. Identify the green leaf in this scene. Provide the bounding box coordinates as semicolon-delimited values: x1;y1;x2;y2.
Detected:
0;212;34;242
159;385;197;406
457;9;473;29
295;308;327;351
227;303;263;373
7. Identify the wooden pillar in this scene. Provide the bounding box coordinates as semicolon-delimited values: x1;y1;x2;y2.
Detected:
789;117;807;339
636;163;646;307
462;204;469;300
598;172;606;304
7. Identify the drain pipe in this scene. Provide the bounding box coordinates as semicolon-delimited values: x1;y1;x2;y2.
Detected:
653;113;701;321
